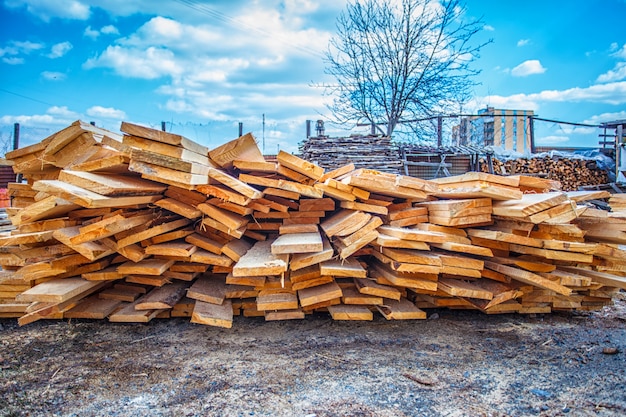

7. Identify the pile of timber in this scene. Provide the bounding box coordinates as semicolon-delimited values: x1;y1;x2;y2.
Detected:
479;155;609;191
0;121;625;328
298;134;402;173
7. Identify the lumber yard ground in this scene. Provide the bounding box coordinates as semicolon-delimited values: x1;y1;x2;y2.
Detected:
0;294;625;417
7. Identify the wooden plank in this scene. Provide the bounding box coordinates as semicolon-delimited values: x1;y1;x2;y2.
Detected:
438;278;493;300
16;277;102;303
297;281;342;307
232;240;289;277
320;258;367;278
135;281;188;310
129;160;208;185
209;133;265;169
327;304;373;320
53;226;115;261
354;278;401;300
145;241;197;257
108;299;164;323
123;135;210;165
58;170;166;196
197;202;249;231
32;180;162;209
483;261;572;296
155;198;202;219
492;192;568;217
187;275;227;305
271;232;323;254
130;148;211;175
208;167;264;199
277;150;324;181
121;121;209;155
256;291;298;310
64;296;122;319
117;258;175;276
376;298;426;320
320;209;371;238
11;195;80;226
115;218;191;249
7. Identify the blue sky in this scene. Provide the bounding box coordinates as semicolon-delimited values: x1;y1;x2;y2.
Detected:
1;0;625;155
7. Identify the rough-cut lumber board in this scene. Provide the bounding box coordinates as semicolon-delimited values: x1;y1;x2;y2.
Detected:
190;249;233;267
289;236;334;270
277;150;324;180
298;281;342;307
433;172;520;187
116;218;191;249
0;230;55;246
368;260;438;291
433;181;523;201
155;198;202;219
354;278;401;300
11;195;80;226
117;259;175;275
145;241;197;257
430;241;493;257
265;309;305;321
222;239;253;262
335;230;379;259
32;180;162;209
466;228;543;248
197;202;248;231
108;299;164;323
377;298;426;320
16;277;102;303
121;121;209;155
340;285;383;305
492;192;568;217
72;213;155;244
135;281;188;310
208;167;264;200
209;133;264;169
232;240;289;277
64;295;122;319
327;304;373;320
376;234;430;250
184;233;222;255
58;170;166;196
129;160;208;185
53;226;115;261
559;267;626;290
123;135;210;165
130;148;210;175
484;261;572;296
320;258;367;278
271;232;323;254
320;209;371;238
377;225;450;244
256;291;298;310
438;278;493;300
187;275;227;305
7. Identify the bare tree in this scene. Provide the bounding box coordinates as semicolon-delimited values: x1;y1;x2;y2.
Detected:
324;0;489;138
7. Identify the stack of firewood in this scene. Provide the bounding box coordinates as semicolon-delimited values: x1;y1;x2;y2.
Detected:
0;121;624;328
479;155;609;191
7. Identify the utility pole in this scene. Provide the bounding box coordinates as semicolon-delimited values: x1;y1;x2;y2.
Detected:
437;116;443;147
161;121;166;132
13;123;19;150
238;122;243;137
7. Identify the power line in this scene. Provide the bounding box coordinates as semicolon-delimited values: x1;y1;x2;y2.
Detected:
0;88;56;107
172;0;325;59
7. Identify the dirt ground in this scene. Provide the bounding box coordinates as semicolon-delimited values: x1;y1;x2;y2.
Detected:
1;295;625;417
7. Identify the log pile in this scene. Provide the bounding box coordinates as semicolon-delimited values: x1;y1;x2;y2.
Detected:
298;135;402;173
0;121;624;328
479;155;609;191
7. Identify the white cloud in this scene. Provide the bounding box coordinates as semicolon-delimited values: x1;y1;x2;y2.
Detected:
597;62;626;83
611;43;626;59
41;71;66;80
585;110;626;125
511;59;546;77
84;26;100;39
483;24;495;31
84;25;120;40
47;41;73;58
84;45;182;79
517;39;530;47
86;106;127;119
2;57;24;65
101;25;119;35
4;0;90;21
536;135;570;145
0;105;79;126
472;80;626;112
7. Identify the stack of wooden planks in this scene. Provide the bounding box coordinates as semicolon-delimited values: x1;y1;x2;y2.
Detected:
298;134;402;173
0;120;624;327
